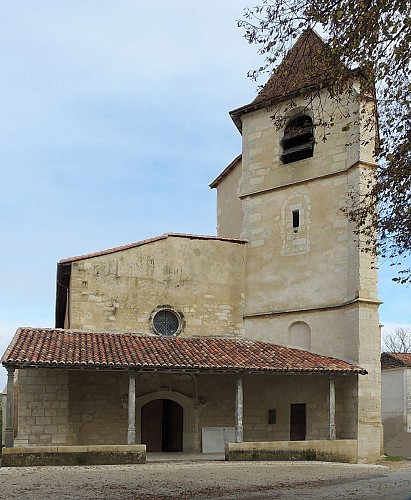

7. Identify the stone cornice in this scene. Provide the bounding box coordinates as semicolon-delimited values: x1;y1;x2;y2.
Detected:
239;160;378;199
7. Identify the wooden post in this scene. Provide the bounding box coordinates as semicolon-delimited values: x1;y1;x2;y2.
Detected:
235;373;244;443
127;371;136;445
328;377;336;440
4;367;15;448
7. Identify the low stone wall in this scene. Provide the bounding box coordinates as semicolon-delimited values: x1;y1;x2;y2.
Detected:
2;445;146;467
225;440;358;463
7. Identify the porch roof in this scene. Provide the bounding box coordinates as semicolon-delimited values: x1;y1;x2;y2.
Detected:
2;328;367;375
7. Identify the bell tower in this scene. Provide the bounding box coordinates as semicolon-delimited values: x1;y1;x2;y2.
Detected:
213;30;382;462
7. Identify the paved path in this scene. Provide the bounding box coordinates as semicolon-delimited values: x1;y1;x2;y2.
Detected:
0;459;409;499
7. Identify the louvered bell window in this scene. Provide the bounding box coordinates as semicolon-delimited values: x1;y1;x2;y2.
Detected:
153;309;180;337
281;115;314;164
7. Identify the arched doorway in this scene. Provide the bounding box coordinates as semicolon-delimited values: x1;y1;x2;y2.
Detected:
141;399;183;452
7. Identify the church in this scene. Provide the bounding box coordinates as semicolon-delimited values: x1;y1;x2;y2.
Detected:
2;30;382;465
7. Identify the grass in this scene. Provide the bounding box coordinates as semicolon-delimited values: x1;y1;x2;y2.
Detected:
383;455;406;461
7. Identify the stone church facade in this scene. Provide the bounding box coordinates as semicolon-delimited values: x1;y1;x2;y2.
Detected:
2;31;382;464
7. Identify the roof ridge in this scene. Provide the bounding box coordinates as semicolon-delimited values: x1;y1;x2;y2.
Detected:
59;233;248;264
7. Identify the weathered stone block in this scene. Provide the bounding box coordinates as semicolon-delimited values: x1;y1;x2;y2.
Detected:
225;440;358;463
1;445;146;467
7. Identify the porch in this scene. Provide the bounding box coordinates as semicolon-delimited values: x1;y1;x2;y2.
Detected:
2;328;366;464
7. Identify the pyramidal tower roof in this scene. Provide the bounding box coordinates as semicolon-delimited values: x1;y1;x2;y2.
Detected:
230;29;346;130
251;29;339;105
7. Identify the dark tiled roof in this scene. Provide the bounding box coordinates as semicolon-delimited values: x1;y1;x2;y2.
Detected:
59;233;247;264
230;30;349;130
250;30;341;106
2;328;366;375
381;352;411;369
209;154;242;189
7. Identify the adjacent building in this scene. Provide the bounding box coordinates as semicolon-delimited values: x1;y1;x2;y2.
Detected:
381;352;411;457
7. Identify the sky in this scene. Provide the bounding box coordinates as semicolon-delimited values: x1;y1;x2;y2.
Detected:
0;2;410;387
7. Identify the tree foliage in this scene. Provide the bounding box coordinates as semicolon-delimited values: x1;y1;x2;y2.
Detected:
383;327;411;353
238;0;411;282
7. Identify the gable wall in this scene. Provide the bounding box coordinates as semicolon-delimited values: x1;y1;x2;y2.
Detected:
68;237;245;338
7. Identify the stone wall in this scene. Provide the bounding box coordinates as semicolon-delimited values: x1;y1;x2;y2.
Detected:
2;445;146;467
238;90;374;202
13;369;357;451
233;85;382;463
69;371;129;445
239;170;378;319
354;303;383;462
196;373;356;447
68;235;246;338
215;157;243;239
197;374;236;429
240;374;357;442
15;369;75;447
225;439;358;463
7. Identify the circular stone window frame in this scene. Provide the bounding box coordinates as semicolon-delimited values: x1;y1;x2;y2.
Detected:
149;305;185;337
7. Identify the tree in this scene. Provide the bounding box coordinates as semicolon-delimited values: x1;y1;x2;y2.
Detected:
383;327;411;353
238;1;411;283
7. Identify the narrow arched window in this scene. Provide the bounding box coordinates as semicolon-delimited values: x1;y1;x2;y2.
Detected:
281;115;314;164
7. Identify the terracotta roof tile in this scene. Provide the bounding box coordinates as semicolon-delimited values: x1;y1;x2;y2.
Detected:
381;352;411;369
2;328;366;375
59;233;247;264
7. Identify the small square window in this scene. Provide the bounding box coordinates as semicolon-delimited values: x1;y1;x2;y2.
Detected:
268;409;277;424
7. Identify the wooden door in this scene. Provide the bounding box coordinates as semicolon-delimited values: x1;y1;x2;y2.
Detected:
141;399;183;452
141;399;163;452
163;399;183;452
290;403;306;441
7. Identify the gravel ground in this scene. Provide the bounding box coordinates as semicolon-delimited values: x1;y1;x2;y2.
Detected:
1;460;408;500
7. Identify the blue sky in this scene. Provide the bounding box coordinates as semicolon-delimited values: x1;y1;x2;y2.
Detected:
0;2;409;387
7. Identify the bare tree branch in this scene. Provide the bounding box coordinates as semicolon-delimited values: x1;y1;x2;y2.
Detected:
239;0;411;283
383;327;411;353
